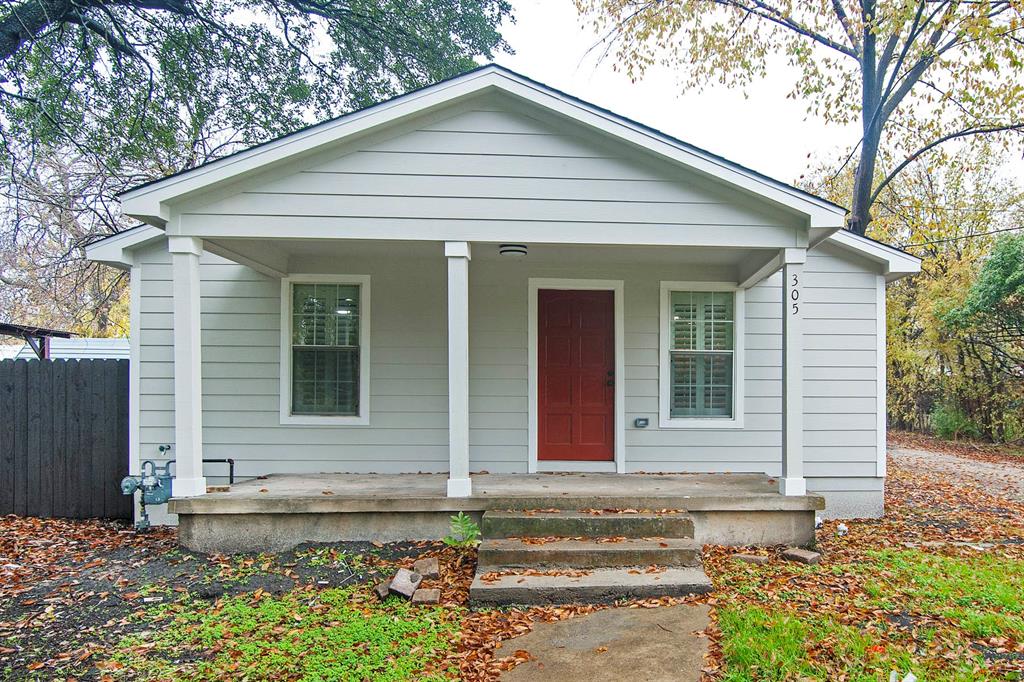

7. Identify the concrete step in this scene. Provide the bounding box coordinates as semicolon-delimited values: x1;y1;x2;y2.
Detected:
477;537;702;569
482;510;694;539
469;566;713;606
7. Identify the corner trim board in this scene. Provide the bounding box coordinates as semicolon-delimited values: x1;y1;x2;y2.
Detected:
129;265;142;520
876;275;887;477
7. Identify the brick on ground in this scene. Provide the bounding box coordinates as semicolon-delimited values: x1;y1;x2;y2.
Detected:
411;588;441;605
389;568;423;599
781;547;821;565
731;553;770;565
413;557;440;579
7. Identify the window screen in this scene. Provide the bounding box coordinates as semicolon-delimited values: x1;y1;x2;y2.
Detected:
291;283;360;416
669;291;735;418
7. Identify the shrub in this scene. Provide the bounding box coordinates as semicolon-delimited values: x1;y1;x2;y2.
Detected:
929;403;982;440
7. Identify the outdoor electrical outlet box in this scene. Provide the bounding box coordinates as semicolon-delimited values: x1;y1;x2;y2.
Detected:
634;417;650;428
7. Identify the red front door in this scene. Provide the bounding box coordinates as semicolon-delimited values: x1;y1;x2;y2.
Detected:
538;289;615;461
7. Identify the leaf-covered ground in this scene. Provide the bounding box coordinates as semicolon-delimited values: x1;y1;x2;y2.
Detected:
1;441;1022;680
701;453;1024;681
0;529;477;680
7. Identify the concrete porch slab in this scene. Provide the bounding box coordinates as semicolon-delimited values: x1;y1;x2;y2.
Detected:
169;472;825;514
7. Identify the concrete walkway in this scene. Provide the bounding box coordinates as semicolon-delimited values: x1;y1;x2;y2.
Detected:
891;446;1024;502
501;604;709;681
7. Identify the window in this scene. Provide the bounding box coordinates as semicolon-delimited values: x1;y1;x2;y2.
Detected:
281;275;370;425
659;282;744;428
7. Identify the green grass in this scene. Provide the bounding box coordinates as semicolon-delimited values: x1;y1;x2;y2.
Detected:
717;548;1024;680
718;605;998;682
862;549;1024;639
110;585;460;681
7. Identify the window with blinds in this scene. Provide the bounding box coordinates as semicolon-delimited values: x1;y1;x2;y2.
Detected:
669;290;735;418
290;282;361;416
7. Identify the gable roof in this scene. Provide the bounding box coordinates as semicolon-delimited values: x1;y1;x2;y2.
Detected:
828;229;921;281
119;64;847;235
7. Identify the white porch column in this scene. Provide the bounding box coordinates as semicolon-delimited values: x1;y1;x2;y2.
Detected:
445;241;472;497
780;248;807;496
168;236;207;497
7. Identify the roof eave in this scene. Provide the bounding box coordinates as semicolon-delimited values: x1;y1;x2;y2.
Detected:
85;224;166;268
826;229;922;282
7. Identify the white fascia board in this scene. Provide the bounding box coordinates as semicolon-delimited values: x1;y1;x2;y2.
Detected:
120;65;847;230
84;225;165;269
826;230;922;282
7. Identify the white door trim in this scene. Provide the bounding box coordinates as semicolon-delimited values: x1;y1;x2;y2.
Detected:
528;278;626;474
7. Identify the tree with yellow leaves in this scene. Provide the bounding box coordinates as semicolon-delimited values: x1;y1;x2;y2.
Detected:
810;146;1024;441
576;0;1024;236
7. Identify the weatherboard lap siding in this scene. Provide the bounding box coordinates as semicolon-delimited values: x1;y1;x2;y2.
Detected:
135;240;881;490
177;106;805;248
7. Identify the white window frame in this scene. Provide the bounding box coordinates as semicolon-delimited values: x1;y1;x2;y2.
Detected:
659;281;745;429
280;274;371;426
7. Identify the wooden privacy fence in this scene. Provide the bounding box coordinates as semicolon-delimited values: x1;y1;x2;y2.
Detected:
0;358;131;520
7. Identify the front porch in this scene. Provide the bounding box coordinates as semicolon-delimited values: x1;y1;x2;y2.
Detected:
168;472;824;553
158;237;814;500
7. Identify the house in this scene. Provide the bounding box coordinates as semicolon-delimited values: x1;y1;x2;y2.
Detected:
9;337;130;360
87;65;920;556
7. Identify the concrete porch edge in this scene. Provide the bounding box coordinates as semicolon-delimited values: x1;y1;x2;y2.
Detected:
168;473;823;553
167;472;826;516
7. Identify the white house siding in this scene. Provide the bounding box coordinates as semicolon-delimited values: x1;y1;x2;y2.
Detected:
466;245;885;517
12;337;130;360
135;241;451;480
802;244;885;516
135;237;883;517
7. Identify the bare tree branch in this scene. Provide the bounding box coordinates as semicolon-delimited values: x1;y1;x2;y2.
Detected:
872;123;1024;204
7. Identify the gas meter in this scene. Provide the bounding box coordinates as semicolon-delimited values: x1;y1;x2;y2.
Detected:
120;457;174;531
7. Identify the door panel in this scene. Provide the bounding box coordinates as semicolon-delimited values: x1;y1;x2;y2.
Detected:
538;289;615;461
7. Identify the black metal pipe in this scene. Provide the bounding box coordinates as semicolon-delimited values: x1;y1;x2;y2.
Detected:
202;458;235;484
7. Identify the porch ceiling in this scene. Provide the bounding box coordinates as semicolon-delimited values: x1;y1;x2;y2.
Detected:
204;237;777;284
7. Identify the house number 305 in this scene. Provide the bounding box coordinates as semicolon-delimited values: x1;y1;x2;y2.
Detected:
790;273;800;315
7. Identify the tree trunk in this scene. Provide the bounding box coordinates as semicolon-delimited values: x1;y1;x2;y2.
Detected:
849;0;879;236
849;128;881;236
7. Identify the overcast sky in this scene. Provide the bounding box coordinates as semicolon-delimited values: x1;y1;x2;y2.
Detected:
490;1;892;188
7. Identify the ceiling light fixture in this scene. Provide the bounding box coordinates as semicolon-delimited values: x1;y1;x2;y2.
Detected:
499;243;528;258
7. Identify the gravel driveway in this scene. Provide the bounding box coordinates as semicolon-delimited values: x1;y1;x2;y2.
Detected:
890;445;1024;502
